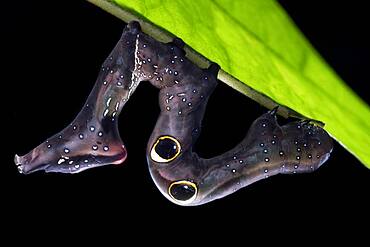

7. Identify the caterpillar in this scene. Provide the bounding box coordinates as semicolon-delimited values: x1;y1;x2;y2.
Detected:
14;21;333;205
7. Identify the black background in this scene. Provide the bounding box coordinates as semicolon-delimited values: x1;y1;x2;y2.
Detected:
2;0;369;239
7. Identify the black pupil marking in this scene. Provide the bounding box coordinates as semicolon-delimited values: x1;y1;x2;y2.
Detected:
170;183;196;201
155;138;178;160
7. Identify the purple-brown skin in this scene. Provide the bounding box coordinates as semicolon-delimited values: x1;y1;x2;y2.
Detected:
13;22;143;173
14;21;333;205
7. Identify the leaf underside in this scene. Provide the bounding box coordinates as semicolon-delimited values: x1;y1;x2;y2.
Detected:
88;0;370;168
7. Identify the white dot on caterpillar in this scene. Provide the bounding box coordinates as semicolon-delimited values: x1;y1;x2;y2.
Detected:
174;71;178;76
171;60;175;64
294;165;299;169
153;64;158;69
47;144;52;148
260;143;264;147
279;151;284;156
188;102;192;107
271;140;276;145
264;169;268;173
264;157;269;162
296;156;300;160
69;160;74;165
57;158;66;165
166;106;171;111
262;123;267;127
98;131;103;137
103;81;107;85
297;147;301;152
64;148;70;154
79;134;84;139
120;75;124;79
92;145;98;151
263;149;268;153
103;146;109;151
232;169;236;173
178;111;182;115
239;160;243;164
182;98;186;102
174;80;179;84
90;126;95;132
226;164;230;168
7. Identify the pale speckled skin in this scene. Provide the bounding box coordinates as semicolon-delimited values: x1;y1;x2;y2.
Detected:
14;21;333;206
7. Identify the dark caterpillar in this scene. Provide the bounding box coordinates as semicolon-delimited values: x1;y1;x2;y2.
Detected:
14;21;333;205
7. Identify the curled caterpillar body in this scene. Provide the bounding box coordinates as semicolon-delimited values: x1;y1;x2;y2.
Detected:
14;21;333;206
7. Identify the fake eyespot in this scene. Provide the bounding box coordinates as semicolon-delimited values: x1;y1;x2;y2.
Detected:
150;136;181;163
168;180;197;204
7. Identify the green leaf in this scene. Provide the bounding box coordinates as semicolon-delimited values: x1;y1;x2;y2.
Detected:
88;0;370;168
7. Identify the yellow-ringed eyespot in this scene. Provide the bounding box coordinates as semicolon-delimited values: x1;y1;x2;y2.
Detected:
168;180;197;204
150;135;181;163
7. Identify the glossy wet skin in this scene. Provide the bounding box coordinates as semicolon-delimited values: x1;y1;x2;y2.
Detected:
14;21;333;205
14;22;142;173
146;67;332;205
